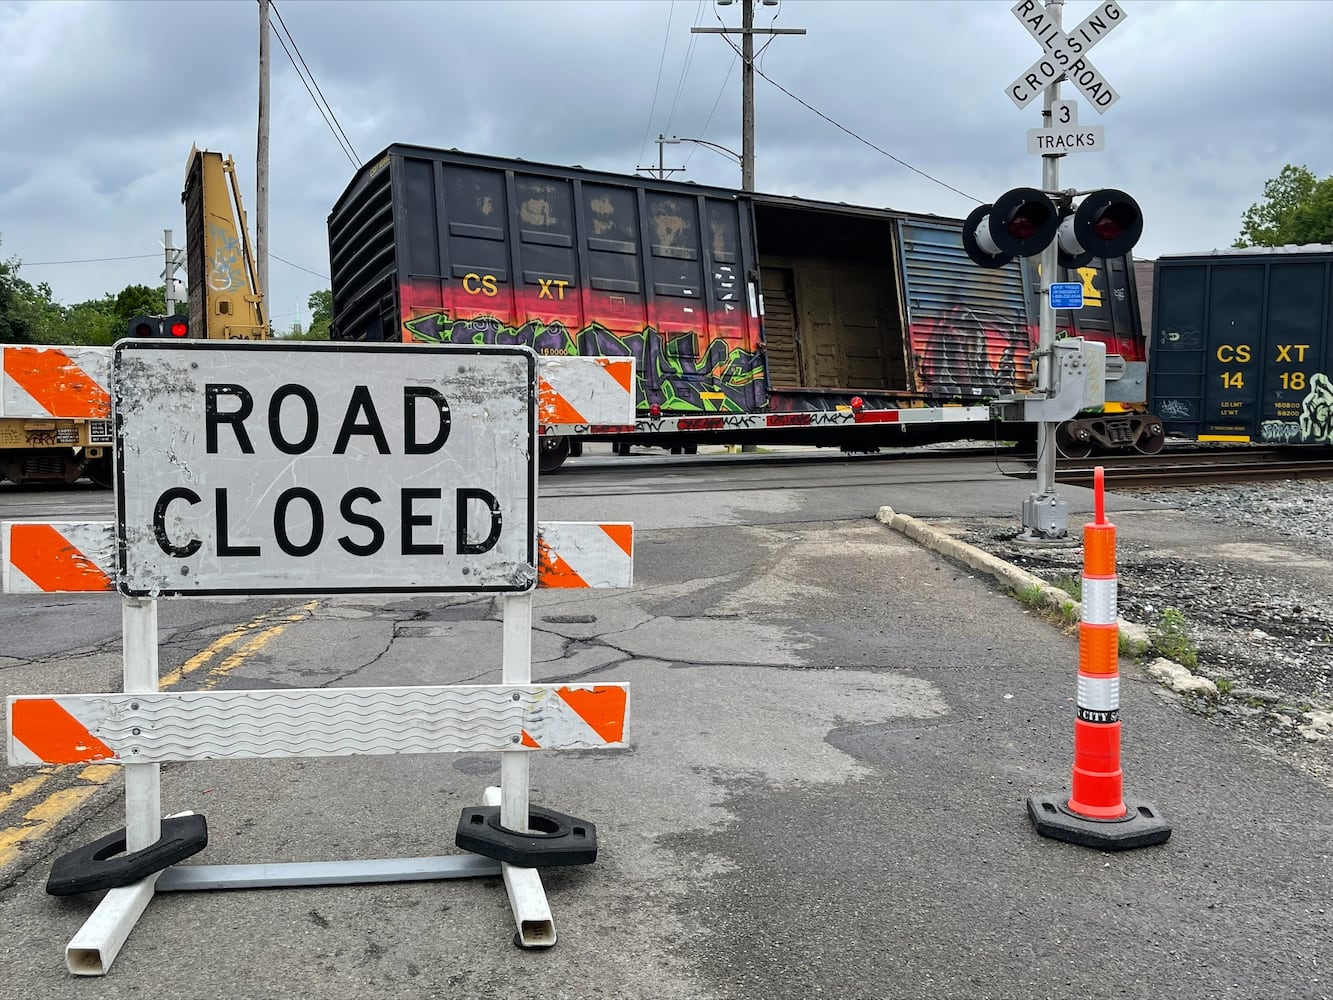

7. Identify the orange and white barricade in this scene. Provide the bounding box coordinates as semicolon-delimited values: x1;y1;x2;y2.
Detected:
4;346;635;975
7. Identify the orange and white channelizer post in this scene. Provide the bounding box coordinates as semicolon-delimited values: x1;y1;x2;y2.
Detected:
1069;481;1123;819
1027;467;1171;850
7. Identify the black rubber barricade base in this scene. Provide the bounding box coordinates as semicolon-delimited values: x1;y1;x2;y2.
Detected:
1027;794;1172;851
47;815;210;896
456;805;596;867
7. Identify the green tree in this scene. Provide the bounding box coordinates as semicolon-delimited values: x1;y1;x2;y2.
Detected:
306;289;333;339
1234;164;1333;248
0;234;42;343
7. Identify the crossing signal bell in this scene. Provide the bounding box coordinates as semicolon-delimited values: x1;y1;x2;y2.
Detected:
128;314;191;339
963;188;1141;269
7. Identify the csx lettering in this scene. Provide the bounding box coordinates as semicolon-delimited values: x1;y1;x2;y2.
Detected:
537;278;570;300
462;273;499;296
1216;344;1251;364
1276;344;1309;362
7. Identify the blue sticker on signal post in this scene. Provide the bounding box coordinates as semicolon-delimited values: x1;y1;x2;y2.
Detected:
1049;282;1084;309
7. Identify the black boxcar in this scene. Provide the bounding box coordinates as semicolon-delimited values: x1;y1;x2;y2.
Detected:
1148;245;1333;445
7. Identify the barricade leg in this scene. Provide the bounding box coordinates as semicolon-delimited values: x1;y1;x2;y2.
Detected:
64;598;162;975
498;592;556;948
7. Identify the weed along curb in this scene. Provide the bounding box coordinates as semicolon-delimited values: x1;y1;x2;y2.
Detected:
874;506;1155;655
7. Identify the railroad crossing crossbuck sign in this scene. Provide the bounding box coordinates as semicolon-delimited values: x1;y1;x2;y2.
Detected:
1007;0;1126;113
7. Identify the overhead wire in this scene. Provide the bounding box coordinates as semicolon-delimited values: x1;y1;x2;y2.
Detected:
637;1;678;169
662;1;707;138
708;14;980;204
271;1;360;163
265;0;359;168
272;253;329;281
22;254;160;267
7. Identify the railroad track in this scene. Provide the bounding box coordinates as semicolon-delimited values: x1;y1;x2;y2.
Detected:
1022;446;1333;488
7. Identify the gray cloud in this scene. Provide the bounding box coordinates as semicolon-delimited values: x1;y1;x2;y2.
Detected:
1;0;1329;328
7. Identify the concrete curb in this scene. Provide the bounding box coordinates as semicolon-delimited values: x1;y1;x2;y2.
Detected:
874;505;1155;652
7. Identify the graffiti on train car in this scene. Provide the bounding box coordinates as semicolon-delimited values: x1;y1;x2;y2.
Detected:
402;308;765;413
1262;372;1333;444
907;303;1032;398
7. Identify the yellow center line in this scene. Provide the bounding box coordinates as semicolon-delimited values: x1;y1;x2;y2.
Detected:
1;600;320;871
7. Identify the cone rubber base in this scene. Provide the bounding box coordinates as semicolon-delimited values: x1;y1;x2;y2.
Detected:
1027;794;1171;851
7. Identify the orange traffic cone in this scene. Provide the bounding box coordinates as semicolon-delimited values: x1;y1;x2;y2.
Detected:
1028;467;1172;850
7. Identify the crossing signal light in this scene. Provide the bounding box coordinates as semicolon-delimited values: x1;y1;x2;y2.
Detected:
129;315;160;338
963;187;1142;269
1056;188;1143;268
127;314;192;339
962;187;1060;268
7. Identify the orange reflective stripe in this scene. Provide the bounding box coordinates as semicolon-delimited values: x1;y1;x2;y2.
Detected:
1083;523;1116;576
596;357;634;394
538;387;586;425
1079;622;1120;674
600;523;633;558
11;699;115;764
520;730;540;748
536;537;589;589
4;347;110;419
9;523;114;592
558;685;627;744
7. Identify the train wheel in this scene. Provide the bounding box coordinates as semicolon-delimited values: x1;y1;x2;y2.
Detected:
1135;424;1166;455
1055;422;1094;459
538;436;571;474
85;456;114;489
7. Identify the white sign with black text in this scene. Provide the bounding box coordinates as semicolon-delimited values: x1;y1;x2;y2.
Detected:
1027;99;1105;154
113;341;537;597
1007;0;1127;113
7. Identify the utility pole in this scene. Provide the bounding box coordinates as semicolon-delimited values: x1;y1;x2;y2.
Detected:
163;229;177;314
692;1;805;192
636;135;687;180
256;0;271;313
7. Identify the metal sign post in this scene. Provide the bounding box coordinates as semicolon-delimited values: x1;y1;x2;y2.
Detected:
1005;0;1126;540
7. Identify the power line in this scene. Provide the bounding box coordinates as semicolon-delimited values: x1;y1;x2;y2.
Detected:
265;1;359;167
713;29;979;204
270;1;360;164
663;1;707;137
22;254;159;266
272;253;329;281
637;1;677;169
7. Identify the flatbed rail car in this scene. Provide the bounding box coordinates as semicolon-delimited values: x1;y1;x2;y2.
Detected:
327;144;1150;470
1147;245;1332;446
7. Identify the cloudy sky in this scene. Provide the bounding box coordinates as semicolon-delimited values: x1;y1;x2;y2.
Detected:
1;0;1329;331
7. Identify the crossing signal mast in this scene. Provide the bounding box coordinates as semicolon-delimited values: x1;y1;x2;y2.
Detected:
974;0;1136;543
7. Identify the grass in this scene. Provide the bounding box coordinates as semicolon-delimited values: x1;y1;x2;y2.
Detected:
1153;606;1199;669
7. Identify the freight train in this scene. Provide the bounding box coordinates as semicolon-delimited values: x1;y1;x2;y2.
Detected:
1141;245;1333;446
326;144;1156;470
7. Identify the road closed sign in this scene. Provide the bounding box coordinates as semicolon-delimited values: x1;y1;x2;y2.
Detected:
113;342;537;597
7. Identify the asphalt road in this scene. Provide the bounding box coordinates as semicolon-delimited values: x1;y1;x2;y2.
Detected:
1;448;1329;999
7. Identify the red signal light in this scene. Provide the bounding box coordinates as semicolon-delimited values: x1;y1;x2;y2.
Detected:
134;322;155;338
169;321;188;337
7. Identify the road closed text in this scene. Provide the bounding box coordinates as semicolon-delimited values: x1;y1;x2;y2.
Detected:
144;379;523;571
